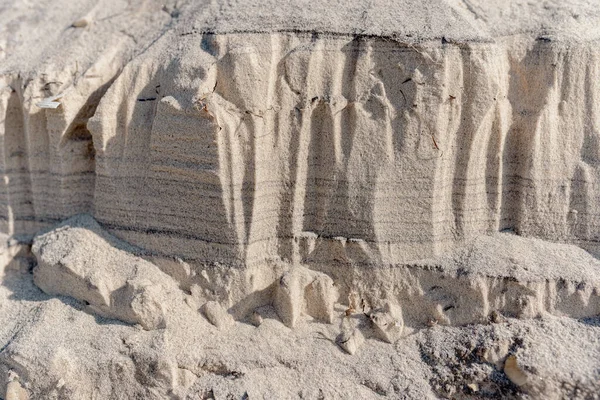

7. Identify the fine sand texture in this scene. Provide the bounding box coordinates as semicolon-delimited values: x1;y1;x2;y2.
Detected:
1;0;600;398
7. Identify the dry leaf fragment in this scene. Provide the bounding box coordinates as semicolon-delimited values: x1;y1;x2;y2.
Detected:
504;355;528;386
71;18;89;28
36;93;63;109
466;383;478;392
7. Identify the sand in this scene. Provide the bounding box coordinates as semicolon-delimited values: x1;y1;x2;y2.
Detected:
1;0;600;398
1;220;600;398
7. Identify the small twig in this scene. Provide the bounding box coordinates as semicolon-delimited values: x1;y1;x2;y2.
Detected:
431;134;439;150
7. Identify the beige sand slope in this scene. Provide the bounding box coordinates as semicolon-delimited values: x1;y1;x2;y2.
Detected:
1;0;600;398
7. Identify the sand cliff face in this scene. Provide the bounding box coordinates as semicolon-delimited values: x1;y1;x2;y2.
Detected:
2;0;600;329
3;31;600;266
0;0;177;236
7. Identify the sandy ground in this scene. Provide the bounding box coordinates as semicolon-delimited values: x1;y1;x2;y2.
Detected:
1;219;599;399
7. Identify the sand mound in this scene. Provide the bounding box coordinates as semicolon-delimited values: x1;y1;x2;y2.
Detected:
0;219;599;398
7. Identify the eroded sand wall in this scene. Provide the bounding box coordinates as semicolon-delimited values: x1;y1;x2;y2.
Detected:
2;33;600;266
0;0;175;238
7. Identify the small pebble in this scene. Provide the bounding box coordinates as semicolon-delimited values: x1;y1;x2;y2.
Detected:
71;18;89;28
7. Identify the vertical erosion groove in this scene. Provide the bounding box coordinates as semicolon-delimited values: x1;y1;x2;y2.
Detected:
0;85;34;235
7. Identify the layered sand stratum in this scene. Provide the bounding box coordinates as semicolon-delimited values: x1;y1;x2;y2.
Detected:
1;0;600;398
